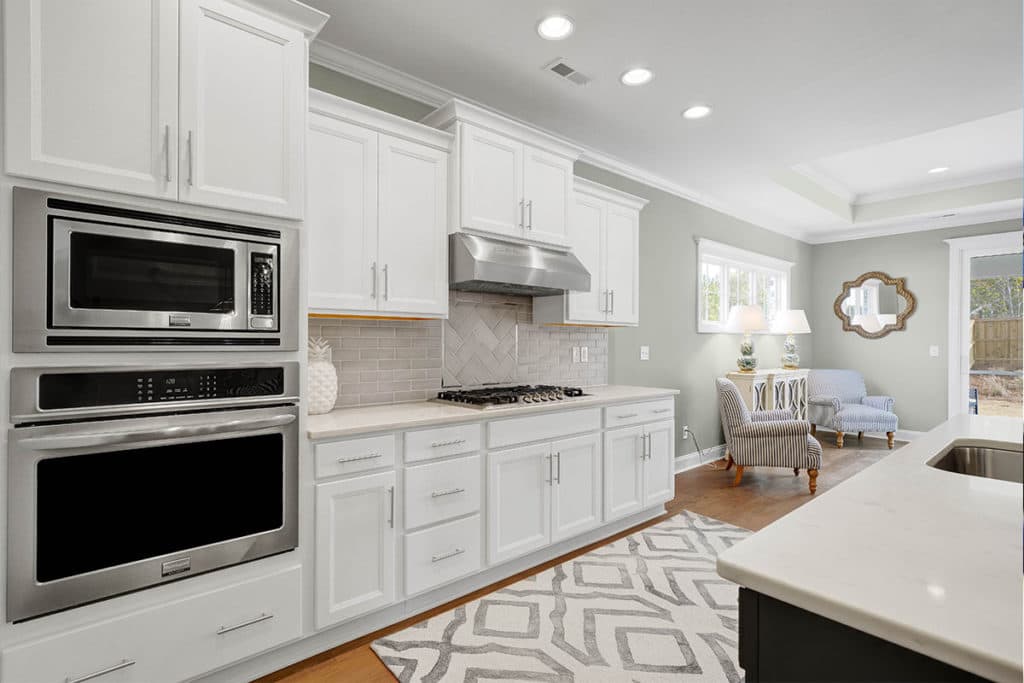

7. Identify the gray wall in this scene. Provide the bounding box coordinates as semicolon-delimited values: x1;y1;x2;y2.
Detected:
811;219;1021;431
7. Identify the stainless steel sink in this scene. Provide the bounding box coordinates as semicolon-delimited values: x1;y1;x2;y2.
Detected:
928;446;1023;484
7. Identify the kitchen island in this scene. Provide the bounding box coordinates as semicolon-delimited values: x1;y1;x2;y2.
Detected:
718;414;1023;683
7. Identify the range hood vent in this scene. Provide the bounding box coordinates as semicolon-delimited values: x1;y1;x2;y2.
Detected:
449;233;590;297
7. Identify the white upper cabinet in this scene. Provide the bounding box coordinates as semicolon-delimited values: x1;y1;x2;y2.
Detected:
4;0;326;218
4;0;179;198
421;99;581;248
307;91;452;319
178;0;306;218
534;178;647;327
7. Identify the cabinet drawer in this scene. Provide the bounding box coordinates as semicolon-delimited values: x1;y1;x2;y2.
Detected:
488;408;601;449
1;565;302;683
604;399;674;427
315;433;396;479
405;423;481;464
405;454;481;530
405;515;481;595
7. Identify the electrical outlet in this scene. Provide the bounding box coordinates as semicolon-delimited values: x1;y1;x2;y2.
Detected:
572;347;580;363
581;346;589;363
682;424;690;439
640;345;650;361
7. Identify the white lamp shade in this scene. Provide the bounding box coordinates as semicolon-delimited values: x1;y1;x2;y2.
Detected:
851;313;883;333
724;305;768;333
770;309;811;334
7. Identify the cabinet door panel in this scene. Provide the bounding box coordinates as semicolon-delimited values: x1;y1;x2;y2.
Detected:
487;444;551;564
603;427;644;521
378;134;448;316
644;420;675;506
604;206;640;324
179;0;305;218
460;124;522;238
551;433;602;542
307;116;378;312
315;471;396;628
4;0;178;198
566;195;607;323
522;146;571;247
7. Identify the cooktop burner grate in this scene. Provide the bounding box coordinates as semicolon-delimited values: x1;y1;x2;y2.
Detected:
435;385;586;408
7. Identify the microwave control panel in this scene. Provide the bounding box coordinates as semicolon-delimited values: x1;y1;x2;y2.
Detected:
38;367;285;410
250;252;275;318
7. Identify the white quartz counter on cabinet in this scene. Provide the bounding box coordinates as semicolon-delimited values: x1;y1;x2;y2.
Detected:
307;385;679;440
717;414;1023;683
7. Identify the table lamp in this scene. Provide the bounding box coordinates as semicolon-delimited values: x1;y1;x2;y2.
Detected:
770;309;811;368
725;305;768;372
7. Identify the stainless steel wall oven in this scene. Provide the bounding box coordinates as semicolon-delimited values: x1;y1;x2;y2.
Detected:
13;187;298;351
7;363;300;622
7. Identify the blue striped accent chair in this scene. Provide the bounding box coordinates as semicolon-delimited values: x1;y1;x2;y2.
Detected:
807;369;898;449
716;378;823;494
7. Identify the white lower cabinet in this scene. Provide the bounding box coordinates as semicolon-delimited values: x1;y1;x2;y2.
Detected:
551;434;603;543
644;420;676;506
315;471;397;629
604;420;675;522
1;566;302;683
405;515;482;595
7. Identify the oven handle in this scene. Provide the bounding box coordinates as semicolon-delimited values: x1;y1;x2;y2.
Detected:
21;414;296;451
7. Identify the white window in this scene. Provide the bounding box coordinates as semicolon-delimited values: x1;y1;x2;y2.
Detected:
697;238;793;333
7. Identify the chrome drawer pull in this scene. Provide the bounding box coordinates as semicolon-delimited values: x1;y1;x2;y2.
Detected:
653;408;672;414
431;487;465;498
430;438;467;448
217;612;274;635
337;452;383;464
66;659;136;683
617;413;639;419
431;547;466;563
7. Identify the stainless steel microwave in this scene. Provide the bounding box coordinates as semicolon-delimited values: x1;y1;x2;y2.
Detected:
12;187;298;351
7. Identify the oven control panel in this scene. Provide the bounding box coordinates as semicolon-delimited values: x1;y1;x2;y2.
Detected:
39;367;285;410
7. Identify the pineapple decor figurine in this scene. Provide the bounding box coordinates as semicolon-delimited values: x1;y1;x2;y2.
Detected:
307;337;338;415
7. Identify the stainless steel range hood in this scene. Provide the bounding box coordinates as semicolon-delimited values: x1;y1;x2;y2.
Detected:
449;233;590;296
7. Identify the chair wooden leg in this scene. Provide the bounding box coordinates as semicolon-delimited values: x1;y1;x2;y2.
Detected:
887;431;895;449
836;432;844;449
732;465;745;487
857;431;864;440
793;468;799;476
810;424;816;436
725;453;734;470
808;468;819;494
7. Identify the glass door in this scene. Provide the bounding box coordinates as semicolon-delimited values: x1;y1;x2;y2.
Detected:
967;252;1022;416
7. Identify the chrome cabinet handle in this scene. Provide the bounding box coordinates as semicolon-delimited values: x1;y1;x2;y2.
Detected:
610;289;615;314
617;413;639;419
527;200;533;230
545;453;553;484
388;485;395;528
555;451;561;483
371;261;377;298
430;438;467;448
217;612;273;635
163;124;171;182
431;547;465;563
186;130;194;186
431;487;465;498
519;199;525;229
383;264;389;301
66;659;136;683
653;408;672;414
23;414;295;450
337;452;382;464
645;433;652;459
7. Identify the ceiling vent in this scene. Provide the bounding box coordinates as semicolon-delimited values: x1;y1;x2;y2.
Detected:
544;58;591;86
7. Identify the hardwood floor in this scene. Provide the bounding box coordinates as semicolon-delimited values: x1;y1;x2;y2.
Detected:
258;437;897;683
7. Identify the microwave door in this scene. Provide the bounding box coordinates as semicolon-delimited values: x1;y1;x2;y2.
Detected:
49;218;249;332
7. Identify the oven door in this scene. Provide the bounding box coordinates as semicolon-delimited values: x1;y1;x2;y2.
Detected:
50;218;255;332
7;405;298;622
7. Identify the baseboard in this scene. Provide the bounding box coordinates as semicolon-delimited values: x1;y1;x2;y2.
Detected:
675;443;727;473
813;426;923;442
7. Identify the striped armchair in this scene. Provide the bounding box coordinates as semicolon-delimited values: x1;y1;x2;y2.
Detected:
716;378;823;494
807;369;898;449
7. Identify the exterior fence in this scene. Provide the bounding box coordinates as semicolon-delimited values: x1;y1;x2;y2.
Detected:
971;317;1024;369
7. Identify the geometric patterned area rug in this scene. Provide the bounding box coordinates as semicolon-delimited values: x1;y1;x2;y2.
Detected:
371;510;750;682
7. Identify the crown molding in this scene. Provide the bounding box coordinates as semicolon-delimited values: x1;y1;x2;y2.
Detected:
574;178;649;210
309;88;452;151
310;41;452;107
855;167;1024;205
233;0;328;37
804;203;1022;244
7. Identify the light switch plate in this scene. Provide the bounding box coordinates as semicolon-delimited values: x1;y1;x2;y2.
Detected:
572;347;580;363
929;345;940;357
581;346;589;363
640;345;650;361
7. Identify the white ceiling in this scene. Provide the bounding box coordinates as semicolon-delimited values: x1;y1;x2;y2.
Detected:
307;0;1023;242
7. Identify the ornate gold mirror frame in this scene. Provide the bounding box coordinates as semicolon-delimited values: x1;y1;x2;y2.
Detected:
833;271;917;339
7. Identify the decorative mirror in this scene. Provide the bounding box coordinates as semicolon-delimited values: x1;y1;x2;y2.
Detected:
834;271;916;339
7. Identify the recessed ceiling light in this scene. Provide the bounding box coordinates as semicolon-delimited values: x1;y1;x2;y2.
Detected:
537;15;574;40
620;68;654;86
682;104;712;120
928;166;950;174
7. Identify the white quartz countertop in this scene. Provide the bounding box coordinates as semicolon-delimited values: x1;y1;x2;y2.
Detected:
307;385;679;440
717;414;1023;683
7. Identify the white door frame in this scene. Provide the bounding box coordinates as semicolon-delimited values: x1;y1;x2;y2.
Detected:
945;231;1022;418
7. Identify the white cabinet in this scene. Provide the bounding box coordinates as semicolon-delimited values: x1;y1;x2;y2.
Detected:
178;0;307;217
604;419;674;522
4;0;324;218
307;92;451;318
315;470;397;628
534;178;647;326
726;368;810;421
421;100;580;248
487;432;602;564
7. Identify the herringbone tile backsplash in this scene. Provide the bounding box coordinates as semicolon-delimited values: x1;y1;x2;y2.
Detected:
309;291;609;408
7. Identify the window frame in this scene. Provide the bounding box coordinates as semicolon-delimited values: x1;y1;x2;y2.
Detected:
696;238;794;334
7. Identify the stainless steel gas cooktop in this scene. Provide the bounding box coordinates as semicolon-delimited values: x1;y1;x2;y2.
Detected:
434;385;586;409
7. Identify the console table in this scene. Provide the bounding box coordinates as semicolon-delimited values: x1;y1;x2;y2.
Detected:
726;368;809;420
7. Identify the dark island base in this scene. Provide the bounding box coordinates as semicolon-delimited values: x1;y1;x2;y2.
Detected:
738;588;989;682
